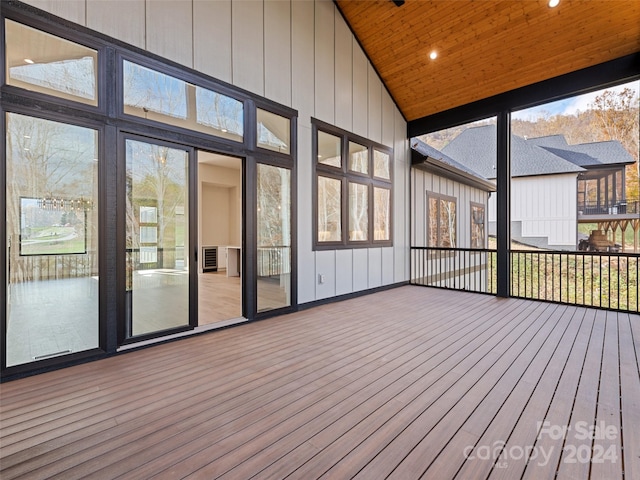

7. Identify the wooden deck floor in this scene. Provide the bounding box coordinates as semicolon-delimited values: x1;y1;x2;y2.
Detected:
1;286;639;480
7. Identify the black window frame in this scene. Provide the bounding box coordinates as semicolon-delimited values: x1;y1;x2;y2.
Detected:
312;118;393;250
1;2;298;379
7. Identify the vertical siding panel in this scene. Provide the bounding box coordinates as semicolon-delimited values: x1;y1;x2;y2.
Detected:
352;39;368;138
367;65;382;143
381;91;395;147
232;0;264;95
368;248;382;288
291;0;315;123
87;0;145;48
264;0;292;106
146;0;193;67
334;9;353;131
297;124;316;303
382;247;394;285
193;0;232;82
22;0;85;25
315;250;336;299
314;0;335;123
353;249;368;291
394;112;408;282
413;170;424;246
335;250;353;295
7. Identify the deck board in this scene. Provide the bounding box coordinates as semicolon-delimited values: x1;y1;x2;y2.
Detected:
1;286;638;480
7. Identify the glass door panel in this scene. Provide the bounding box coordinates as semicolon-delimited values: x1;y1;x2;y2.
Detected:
256;164;291;312
125;139;189;337
5;113;99;366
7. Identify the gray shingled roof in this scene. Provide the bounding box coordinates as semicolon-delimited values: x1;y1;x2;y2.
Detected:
547;141;635;167
527;135;568;148
441;125;584;179
411;139;495;191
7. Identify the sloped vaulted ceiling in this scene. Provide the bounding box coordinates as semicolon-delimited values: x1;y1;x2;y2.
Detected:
336;0;640;123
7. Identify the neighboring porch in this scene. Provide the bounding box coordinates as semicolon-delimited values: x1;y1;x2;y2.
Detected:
1;286;638;480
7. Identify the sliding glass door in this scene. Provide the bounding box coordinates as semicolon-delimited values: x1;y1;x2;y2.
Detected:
124;138;191;338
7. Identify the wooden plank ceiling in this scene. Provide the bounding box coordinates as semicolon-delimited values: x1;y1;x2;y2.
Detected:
336;0;640;122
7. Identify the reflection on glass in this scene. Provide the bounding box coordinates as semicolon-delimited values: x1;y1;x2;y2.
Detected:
374;150;391;179
123;61;243;141
126;140;189;337
374;187;390;241
471;204;485;248
318;131;342;167
257;164;291;312
5;20;98;106
349;182;368;241
349;142;368;174
318;176;342;242
5;113;99;366
257;109;290;154
428;195;456;247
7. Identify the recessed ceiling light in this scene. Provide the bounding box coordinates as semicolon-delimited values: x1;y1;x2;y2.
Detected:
429;51;438;60
24;58;34;64
548;0;560;7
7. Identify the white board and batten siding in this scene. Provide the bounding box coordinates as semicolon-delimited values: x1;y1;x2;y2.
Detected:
411;169;489;249
411;169;490;291
488;174;578;248
24;0;410;305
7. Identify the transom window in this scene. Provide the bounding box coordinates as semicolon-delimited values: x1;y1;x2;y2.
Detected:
123;60;244;142
5;20;98;106
313;119;392;249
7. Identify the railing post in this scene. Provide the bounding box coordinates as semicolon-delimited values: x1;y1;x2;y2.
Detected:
496;111;511;298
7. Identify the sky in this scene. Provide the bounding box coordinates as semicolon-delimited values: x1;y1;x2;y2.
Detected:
511;79;640;121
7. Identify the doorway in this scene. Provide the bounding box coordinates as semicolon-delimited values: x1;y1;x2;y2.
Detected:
197;151;244;325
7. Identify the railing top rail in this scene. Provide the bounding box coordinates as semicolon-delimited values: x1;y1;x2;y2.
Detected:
410;246;639;258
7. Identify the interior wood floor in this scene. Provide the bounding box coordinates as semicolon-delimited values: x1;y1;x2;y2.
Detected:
198;271;242;324
1;286;639;480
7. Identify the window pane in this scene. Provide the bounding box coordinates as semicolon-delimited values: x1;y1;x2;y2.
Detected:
374;187;390;241
257;109;290;154
5;20;98;106
349;182;369;241
318;131;342;167
6;113;99;366
196;87;244;140
126;140;189;337
349;142;368;174
374;150;391;179
439;199;456;247
317;176;342;242
257;164;291;312
123;60;243;141
471;204;485;248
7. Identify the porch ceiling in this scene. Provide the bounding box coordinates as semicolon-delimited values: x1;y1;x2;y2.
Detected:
335;0;640;122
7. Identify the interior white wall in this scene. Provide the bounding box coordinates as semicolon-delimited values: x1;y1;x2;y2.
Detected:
197;163;241;272
26;0;411;305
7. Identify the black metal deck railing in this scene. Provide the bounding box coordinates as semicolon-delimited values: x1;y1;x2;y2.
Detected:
410;246;639;313
577;197;639;215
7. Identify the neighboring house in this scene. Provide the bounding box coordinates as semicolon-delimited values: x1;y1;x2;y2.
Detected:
410;139;495;289
440;125;636;250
